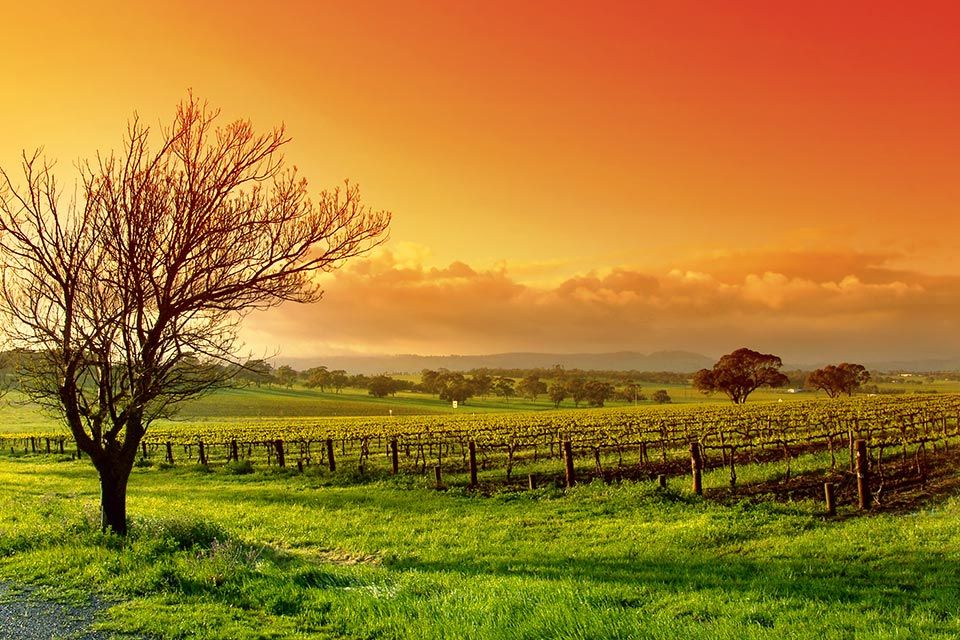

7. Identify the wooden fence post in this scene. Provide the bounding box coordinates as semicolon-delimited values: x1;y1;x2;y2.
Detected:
434;465;442;489
690;441;703;496
391;439;399;475
848;427;856;472
275;439;286;468
657;474;667;489
824;482;836;516
230;439;239;462
528;474;537;490
856;439;871;510
326;438;336;472
198;441;207;466
564;440;575;488
165;441;174;465
468;440;478;488
141;441;148;460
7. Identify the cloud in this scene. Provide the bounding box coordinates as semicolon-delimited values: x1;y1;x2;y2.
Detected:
242;248;960;362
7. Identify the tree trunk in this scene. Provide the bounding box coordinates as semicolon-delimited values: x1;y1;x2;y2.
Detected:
99;468;130;535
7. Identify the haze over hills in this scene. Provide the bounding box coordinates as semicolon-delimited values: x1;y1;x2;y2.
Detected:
275;351;960;376
277;351;715;375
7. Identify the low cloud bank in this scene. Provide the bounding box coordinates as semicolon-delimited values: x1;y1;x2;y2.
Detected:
243;248;960;362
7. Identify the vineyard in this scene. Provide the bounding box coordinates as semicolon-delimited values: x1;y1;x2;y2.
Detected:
5;394;960;510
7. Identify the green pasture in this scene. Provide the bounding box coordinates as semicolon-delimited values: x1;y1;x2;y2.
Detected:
0;449;958;639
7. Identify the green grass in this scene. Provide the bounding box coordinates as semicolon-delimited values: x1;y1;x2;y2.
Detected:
1;452;959;639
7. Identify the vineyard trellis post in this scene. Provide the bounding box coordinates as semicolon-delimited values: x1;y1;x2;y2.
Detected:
690;441;703;496
468;440;478;487
856;439;871;510
326;438;336;472
564;441;575;488
824;482;836;516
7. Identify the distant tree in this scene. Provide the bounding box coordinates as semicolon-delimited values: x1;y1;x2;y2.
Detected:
275;365;297;388
368;375;402;398
440;382;473;404
304;366;331;392
235;359;274;387
615;382;642;404
329;369;349;393
550;364;567;382
469;373;493;398
566;377;588;407
807;363;870;397
493;376;516;401
420;369;442;395
348;374;370;389
434;371;465;400
548;382;567;409
651;389;671;404
692;348;789;404
517;375;548;401
584;380;615;407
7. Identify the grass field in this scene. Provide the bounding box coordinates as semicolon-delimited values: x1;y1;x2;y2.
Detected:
1;450;958;639
3;381;960;638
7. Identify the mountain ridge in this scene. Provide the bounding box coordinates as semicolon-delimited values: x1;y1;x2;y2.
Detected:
275;350;717;375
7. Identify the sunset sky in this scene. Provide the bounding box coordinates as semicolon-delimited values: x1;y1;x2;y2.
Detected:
2;1;959;363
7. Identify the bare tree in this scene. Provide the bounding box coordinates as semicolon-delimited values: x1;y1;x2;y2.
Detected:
0;96;390;534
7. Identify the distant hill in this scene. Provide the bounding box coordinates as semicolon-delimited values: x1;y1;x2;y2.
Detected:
277;350;716;375
862;358;960;373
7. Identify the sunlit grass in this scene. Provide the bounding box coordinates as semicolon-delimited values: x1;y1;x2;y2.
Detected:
1;452;958;639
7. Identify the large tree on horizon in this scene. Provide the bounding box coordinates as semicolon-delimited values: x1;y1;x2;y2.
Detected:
807;363;870;397
0;95;390;534
692;347;789;404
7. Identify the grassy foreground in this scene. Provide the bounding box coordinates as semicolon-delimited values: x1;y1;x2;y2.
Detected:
0;454;959;639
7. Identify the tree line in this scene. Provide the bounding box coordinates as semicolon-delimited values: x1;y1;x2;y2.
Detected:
224;352;884;407
693;348;873;403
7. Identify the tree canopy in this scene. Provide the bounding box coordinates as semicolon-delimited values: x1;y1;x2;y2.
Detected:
692;348;789;404
807;363;870;397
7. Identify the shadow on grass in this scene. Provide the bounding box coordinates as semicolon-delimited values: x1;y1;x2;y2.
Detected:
386;548;960;614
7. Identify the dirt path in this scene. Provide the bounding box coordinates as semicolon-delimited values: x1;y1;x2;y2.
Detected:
0;582;110;640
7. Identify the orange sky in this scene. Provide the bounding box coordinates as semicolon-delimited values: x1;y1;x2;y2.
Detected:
2;1;959;362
